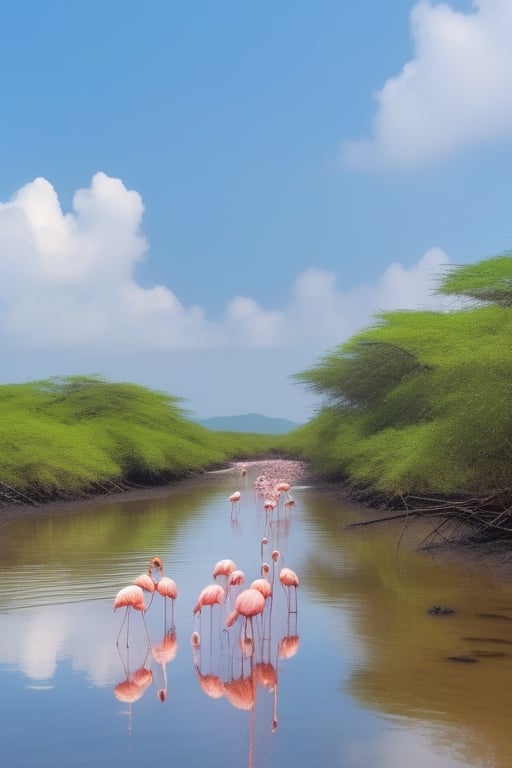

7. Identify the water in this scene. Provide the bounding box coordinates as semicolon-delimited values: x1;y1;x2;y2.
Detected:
1;461;512;767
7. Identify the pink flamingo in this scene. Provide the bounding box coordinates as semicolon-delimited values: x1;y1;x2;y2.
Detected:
228;569;245;588
213;558;236;581
157;576;178;630
249;578;272;600
133;572;156;593
270;549;280;590
193;583;225;642
226;568;245;606
226;588;265;641
132;572;157;609
148;556;164;580
229;491;241;517
193;583;225;616
113;585;148;646
279;567;299;613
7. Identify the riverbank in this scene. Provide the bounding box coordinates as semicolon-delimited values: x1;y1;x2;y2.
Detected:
0;457;311;524
3;457;512;584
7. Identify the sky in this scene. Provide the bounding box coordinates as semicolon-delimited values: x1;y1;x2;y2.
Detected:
1;0;511;423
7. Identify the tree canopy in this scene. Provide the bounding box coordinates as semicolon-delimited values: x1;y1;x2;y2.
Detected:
291;254;512;496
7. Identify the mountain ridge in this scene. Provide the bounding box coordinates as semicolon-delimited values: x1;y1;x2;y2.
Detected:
195;412;301;434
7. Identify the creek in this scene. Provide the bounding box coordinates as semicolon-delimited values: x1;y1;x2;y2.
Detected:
0;459;511;768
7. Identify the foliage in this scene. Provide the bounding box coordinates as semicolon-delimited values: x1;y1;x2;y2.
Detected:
437;253;512;307
288;254;512;495
0;376;283;500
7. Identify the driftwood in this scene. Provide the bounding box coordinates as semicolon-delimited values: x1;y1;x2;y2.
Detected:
345;489;512;545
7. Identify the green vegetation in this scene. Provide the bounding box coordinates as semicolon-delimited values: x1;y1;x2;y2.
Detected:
4;253;511;520
285;254;512;508
0;375;284;504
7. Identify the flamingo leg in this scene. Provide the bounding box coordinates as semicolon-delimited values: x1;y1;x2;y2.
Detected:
115;606;131;648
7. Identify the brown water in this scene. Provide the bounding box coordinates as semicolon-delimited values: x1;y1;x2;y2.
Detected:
0;461;511;768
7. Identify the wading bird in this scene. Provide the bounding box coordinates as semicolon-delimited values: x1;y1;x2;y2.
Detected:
157;576;178;630
213;558;236;580
113;585;148;646
229;490;241;506
226;588;265;640
193;584;225;616
279;567;299;613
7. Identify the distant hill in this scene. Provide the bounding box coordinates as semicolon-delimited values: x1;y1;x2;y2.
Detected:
195;413;302;434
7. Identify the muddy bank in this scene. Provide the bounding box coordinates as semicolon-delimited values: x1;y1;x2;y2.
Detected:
0;458;311;525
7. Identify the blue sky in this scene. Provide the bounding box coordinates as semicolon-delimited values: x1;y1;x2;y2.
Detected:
1;0;511;422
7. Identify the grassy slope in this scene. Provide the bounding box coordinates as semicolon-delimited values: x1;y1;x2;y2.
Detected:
0;376;286;503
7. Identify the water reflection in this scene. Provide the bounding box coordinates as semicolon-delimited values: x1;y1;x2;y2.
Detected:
3;462;512;766
108;461;305;765
302;499;512;768
190;564;300;767
112;553;180;719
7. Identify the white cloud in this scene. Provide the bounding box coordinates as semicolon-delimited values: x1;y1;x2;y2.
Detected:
342;0;512;170
284;248;450;349
225;296;286;348
0;173;451;360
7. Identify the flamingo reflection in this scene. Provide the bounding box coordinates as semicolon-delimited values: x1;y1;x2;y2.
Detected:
114;624;153;732
152;631;178;702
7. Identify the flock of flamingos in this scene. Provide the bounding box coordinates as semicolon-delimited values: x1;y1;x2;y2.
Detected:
112;459;306;738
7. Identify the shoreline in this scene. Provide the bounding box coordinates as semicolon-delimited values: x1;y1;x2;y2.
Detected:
0;458;312;524
2;460;512;583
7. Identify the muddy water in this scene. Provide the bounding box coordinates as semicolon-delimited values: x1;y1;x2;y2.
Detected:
0;461;511;768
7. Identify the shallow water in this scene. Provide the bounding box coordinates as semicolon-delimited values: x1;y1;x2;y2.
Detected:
1;462;512;768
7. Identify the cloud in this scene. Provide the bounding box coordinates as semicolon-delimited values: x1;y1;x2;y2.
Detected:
342;0;512;170
0;174;451;358
284;248;450;349
0;173;223;350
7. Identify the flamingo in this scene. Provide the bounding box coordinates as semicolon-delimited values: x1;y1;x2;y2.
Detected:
279;567;299;613
213;558;236;581
193;584;225;616
229;490;241;505
148;556;164;581
132;572;157;609
113;585;148;646
226;588;265;640
249;578;272;600
157;576;178;630
229;490;241;520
